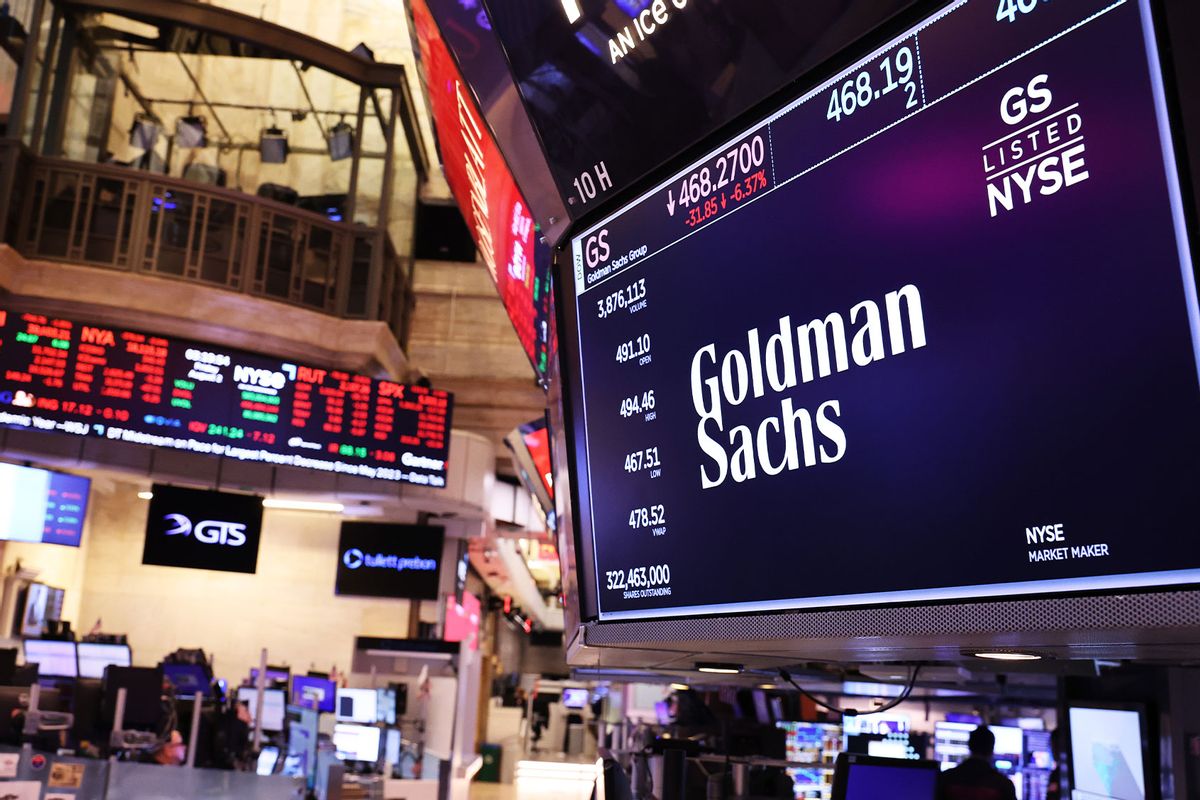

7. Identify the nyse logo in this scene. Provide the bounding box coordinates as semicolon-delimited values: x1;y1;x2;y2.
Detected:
233;365;287;391
163;513;248;547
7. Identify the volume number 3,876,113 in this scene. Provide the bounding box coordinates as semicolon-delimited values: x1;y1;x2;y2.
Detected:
596;278;647;319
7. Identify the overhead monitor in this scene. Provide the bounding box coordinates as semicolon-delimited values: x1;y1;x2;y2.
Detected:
237;687;286;732
335;688;378;724
77;643;132;679
831;754;938;800
333;723;381;763
1068;705;1146;800
292;675;336;714
44;587;64;622
557;0;1200;624
504;417;556;528
142;485;264;574
562;688;590;709
0;309;452;487
18;583;52;638
0;463;89;546
22;639;76;679
410;0;555;384
335;523;444;600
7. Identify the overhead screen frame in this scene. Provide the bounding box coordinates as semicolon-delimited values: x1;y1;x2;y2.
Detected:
549;0;1200;661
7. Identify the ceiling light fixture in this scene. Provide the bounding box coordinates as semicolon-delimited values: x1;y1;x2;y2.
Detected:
560;0;583;24
972;651;1043;662
260;126;289;164
328;121;355;161
137;491;154;500
696;662;742;675
669;683;688;691
262;499;345;513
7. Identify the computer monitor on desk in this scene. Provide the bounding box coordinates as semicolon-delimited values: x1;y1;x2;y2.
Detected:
333;723;381;765
238;687;286;732
335;688;376;724
292;675;335;713
103;666;163;733
250;666;291;687
77;643;131;679
23;640;77;679
163;663;212;698
831;754;939;800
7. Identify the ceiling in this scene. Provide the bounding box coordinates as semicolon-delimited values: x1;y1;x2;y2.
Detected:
407;258;547;476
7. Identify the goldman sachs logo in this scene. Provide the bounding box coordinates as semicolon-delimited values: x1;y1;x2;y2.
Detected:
342;548;437;572
163;514;248;547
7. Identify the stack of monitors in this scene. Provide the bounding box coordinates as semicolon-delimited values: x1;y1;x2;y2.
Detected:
778;721;842;800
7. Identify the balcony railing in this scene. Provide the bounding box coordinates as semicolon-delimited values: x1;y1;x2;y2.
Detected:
0;140;414;350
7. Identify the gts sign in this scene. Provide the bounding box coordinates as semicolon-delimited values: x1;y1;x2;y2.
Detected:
163;513;248;547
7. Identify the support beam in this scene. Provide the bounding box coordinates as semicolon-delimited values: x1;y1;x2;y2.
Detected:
345;87;369;224
42;14;79;157
29;4;61;154
174;52;231;142
8;0;47;142
291;60;329;141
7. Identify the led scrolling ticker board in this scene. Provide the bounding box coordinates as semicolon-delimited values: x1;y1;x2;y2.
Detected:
561;0;1200;621
0;310;453;485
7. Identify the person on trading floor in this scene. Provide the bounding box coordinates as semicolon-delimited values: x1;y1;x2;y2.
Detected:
938;727;1018;800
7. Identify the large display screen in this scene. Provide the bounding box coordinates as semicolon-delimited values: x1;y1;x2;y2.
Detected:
505;417;556;528
419;0;570;243
0;462;89;546
411;0;555;383
335;522;445;600
0;309;452;486
560;0;1200;620
142;485;264;574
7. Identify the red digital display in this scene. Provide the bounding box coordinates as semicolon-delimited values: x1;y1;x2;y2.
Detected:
523;426;553;502
0;309;453;485
411;0;553;381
